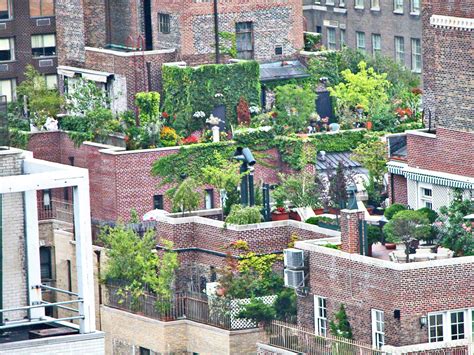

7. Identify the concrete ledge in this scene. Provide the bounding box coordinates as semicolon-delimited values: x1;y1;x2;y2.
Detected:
85;46;176;57
257;343;299;354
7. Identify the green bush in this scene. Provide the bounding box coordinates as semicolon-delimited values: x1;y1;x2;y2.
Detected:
416;207;438;223
306;216;335;225
274;84;316;133
383;210;431;244
225;205;262;225
274;289;297;322
367;225;383;245
384;203;408;220
237;298;276;325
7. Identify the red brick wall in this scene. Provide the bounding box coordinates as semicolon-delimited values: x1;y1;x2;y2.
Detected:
406;128;474;178
389;174;408;205
298;249;474;346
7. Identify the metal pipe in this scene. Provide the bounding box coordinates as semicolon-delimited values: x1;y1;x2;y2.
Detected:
40;284;79;297
0;316;84;330
0;299;82;313
213;0;220;64
41;301;79;313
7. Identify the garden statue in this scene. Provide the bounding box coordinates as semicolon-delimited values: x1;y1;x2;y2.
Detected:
206;114;222;143
43;117;59;131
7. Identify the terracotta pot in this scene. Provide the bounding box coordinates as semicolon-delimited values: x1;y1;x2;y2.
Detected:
328;207;340;214
385;243;396;250
366;207;374;215
271;212;290;221
313;208;324;215
366;121;373;130
289;211;301;221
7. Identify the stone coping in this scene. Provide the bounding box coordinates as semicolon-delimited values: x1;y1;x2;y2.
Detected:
383;338;471;353
257;342;299;355
406;128;437;139
295;239;474;271
0;331;105;351
85;46;176;57
154;213;341;237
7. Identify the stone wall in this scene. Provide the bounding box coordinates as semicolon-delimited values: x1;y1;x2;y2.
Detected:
422;0;474;131
101;305;264;354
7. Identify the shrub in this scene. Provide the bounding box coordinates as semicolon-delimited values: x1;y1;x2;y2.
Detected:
306;216;335;225
225;205;262;225
160;126;179;147
274;84;316;133
417;207;438;223
237;97;251;126
274;289;297;322
237;298;276;325
168;177;202;215
135;91;160;126
367;224;383;245
329;304;353;339
384;203;407;220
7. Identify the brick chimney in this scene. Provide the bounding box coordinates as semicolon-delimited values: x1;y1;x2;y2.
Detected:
340;209;365;254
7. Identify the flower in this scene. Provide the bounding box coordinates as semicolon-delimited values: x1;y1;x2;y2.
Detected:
355;104;364;110
206;114;221;126
249;105;261;114
161;112;169;119
180;135;199;145
193;111;206;119
270;111;278;118
411;88;422;95
214;93;224;98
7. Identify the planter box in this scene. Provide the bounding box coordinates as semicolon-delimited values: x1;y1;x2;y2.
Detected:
328;207;340;215
289;211;301;221
313;208;324;215
271;212;289;221
385;243;397;250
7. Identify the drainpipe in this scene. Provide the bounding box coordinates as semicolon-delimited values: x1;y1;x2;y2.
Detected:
0;194;3;325
213;0;220;64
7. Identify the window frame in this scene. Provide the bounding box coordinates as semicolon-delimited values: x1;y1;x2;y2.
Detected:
0;37;14;62
326;0;335;6
326;27;336;50
314;296;328;337
30;0;55;18
158;13;170;34
205;189;214;209
370;0;380;10
371;309;385;349
354;0;364;9
40;246;52;280
0;0;12;21
340;29;346;47
153;194;164;210
0;78;15;102
371;33;381;56
428;310;472;343
410;0;420;14
339;0;345;7
411;38;422;73
31;33;57;58
356;31;366;52
394;36;405;64
393;0;404;13
235;21;254;60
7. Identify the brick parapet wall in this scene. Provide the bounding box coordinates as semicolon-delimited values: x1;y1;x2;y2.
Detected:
339;210;364;254
406;128;474;178
296;241;474;347
389;174;408;206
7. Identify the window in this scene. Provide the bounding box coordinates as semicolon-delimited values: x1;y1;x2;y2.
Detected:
275;45;283;56
411;38;421;73
340;29;346;47
419;185;433;209
139;347;151;355
326;0;335;5
45;74;57;89
0;0;12;20
158;13;170;34
471;310;474;339
0;38;14;61
31;34;56;57
355;0;364;8
371;0;380;9
339;0;345;6
394;0;404;13
410;0;420;13
316;26;322;34
0;78;15;102
395;36;405;64
314;296;328;336
30;0;54;17
67;260;72;291
327;28;336;50
43;189;52;209
429;313;444;342
205;189;214;209
371;309;385;349
40;247;52;280
153;194;164;210
236;22;254;60
450;311;465;340
372;34;381;56
356;32;365;52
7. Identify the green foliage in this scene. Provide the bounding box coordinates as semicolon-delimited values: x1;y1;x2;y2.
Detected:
417;207;438;224
306;216;335;225
437;189;474;256
151;142;235;184
276;171;320;208
329;61;391;119
160;126;179;147
352;139;388;188
274;84;317;133
8;128;30;149
65;77;110;115
100;225;179;309
16;65;63;127
323;243;340;250
367;224;383;245
162;61;260;134
237;298;276;325
384;203;408;220
135;92;161;126
327;161;348;208
274;288;297;322
329;304;353;339
218;31;237;58
233;126;275;150
304;32;322;52
168;177;202;214
225;205;262;225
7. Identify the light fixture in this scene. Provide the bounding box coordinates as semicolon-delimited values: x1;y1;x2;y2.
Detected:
419;316;427;329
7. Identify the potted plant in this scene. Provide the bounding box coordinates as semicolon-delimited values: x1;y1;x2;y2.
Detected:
271;187;290;221
272;206;289;221
289;209;301;221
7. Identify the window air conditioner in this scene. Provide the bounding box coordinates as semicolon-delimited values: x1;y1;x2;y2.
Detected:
284;269;305;289
283;248;304;269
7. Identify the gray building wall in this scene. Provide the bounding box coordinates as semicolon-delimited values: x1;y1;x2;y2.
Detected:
303;0;422;71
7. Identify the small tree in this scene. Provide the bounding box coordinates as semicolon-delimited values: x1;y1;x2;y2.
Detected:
135;91;161;126
237;97;251;126
383;210;431;262
276;172;320;208
169;177;202;215
225;205;262;225
327;162;348;209
329;304;353;339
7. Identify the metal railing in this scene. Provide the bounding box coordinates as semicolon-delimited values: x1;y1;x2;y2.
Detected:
104;284;237;330
38;198;74;224
0;284;83;329
263;320;384;355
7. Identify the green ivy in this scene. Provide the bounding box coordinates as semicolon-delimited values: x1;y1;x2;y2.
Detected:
162;61;261;134
8;129;30;149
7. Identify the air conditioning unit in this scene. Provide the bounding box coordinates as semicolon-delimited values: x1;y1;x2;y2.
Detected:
284;269;305;289
284;248;304;269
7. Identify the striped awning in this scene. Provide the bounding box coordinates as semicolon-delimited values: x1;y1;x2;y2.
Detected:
387;162;407;176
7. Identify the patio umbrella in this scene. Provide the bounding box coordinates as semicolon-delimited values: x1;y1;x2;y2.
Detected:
142;209;169;221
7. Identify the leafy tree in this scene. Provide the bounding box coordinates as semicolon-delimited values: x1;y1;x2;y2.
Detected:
225;205;262;225
383;210;431;262
436;190;474;256
276;171;320;208
168;177;202;215
16;65;63;127
329;304;353;339
65;77;110;115
274;84;316;133
274;288;297;322
327;162;348;209
329;61;391;119
100;224;179;311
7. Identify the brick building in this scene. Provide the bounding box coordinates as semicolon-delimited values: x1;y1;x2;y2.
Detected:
0;0;58;102
303;0;422;73
387;0;474;210
293;209;474;350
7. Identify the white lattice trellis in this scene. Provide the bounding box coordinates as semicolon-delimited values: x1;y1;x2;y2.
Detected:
229;295;277;330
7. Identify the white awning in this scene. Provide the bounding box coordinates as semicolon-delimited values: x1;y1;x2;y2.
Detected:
57;65;113;83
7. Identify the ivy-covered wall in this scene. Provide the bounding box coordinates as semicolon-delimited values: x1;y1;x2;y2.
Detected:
162;61;261;134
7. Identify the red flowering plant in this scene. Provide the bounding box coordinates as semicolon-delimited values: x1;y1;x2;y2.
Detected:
180;135;199;145
395;107;413;120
